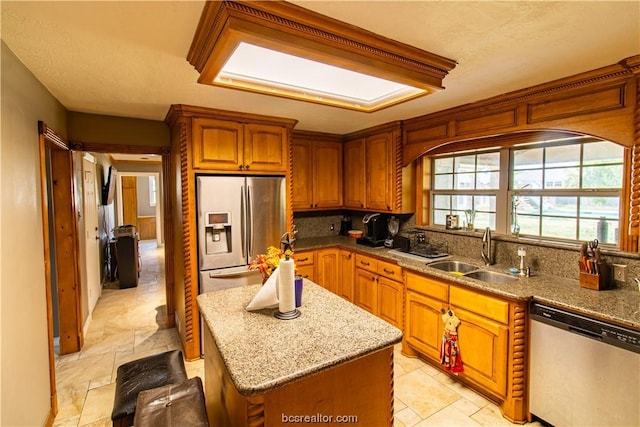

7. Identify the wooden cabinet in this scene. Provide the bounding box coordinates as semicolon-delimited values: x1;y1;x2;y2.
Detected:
315;248;340;294
402;271;528;423
337;249;355;302
137;216;156;240
192;118;289;173
354;254;403;328
365;132;394;212
292;131;343;210
343;138;366;209
295;250;315;282
354;266;378;315
377;277;403;329
343;124;414;213
449;285;509;398
404;272;449;361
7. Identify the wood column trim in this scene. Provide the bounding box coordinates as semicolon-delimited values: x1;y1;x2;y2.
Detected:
627;77;640;252
162;151;175;327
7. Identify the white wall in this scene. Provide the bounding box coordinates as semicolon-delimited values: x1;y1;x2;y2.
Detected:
1;41;68;426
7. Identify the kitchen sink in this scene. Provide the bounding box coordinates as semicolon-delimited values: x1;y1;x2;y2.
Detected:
464;270;518;284
428;260;478;275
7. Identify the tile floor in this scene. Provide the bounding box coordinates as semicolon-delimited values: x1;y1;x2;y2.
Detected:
53;241;541;426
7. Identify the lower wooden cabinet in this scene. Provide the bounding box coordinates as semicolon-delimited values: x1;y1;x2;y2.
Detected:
295;250;315;282
338;249;355;302
377;277;403;329
450;305;508;397
402;272;528;424
316;248;340;294
450;285;509;398
354;254;404;329
404;290;446;361
354;267;378;315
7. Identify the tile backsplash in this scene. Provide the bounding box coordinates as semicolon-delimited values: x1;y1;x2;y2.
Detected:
294;211;640;291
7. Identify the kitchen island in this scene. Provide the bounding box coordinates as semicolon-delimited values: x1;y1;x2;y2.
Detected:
197;280;402;426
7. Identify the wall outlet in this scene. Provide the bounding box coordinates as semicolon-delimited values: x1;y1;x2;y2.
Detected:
613;264;628;283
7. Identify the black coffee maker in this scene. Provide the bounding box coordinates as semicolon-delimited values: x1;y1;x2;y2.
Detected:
339;215;352;236
357;213;387;247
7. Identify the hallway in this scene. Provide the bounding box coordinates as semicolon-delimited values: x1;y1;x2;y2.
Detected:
52;241;203;426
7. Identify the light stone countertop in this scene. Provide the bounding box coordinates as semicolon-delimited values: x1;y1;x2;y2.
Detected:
197;281;402;396
295;236;640;330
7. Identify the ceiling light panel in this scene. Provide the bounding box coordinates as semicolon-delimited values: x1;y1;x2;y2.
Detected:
188;1;456;112
217;43;425;107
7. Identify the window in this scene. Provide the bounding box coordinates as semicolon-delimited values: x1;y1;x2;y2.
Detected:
432;151;500;230
148;176;157;207
430;137;624;244
511;140;623;243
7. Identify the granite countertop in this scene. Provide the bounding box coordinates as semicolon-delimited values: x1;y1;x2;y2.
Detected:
295;236;640;330
197;281;402;396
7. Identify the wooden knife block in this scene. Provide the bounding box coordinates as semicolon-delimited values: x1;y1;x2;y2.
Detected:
579;262;610;290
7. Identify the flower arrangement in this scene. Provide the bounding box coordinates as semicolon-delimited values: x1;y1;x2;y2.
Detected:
249;246;295;282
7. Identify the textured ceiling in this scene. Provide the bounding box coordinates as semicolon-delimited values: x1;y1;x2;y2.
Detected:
1;1;639;134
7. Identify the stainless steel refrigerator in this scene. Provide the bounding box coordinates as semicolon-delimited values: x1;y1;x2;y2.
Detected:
197;175;286;293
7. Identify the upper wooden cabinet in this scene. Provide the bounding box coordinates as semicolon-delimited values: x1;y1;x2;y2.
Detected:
192;118;289;173
343;138;366;209
292;131;343;211
344;123;415;213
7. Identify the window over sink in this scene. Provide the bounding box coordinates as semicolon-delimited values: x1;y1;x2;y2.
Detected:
428;135;624;244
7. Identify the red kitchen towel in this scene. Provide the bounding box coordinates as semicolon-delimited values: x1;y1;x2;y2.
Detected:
440;309;464;373
440;330;464;373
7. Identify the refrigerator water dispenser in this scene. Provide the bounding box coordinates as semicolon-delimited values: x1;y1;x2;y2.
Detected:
205;212;232;254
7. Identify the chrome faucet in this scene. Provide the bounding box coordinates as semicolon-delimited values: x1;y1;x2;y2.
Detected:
481;227;493;265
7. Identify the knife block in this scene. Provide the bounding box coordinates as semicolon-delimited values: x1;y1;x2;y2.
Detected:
579;262;610;290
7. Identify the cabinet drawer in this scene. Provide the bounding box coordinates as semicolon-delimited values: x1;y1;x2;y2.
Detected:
377;260;402;282
450;285;509;324
297;264;314;281
355;254;378;273
295;251;314;266
405;272;448;302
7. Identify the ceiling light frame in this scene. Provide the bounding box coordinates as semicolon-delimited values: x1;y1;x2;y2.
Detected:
188;1;457;112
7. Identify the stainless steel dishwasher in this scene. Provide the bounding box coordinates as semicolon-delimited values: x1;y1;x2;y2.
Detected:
529;302;640;426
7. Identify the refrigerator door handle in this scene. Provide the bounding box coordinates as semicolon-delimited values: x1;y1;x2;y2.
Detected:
240;186;246;259
247;185;254;257
208;267;255;278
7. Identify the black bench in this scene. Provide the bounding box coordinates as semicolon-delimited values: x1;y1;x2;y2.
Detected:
111;350;187;427
133;376;209;426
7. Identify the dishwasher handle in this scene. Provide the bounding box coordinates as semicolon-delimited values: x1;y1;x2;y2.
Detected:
568;325;603;342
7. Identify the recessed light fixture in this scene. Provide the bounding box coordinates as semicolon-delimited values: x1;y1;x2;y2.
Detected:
188;1;456;113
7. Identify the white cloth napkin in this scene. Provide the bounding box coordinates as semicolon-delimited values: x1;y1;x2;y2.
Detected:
246;268;279;311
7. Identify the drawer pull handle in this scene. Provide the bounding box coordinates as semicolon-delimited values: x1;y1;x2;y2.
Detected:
383;268;394;274
361;261;370;266
299;257;309;262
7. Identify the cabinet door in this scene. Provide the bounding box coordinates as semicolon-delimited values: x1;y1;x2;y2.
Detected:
378;277;403;329
343;138;366;209
192;118;243;170
354;268;378;315
365;132;394;211
451;305;509;397
244;124;288;172
405;290;446;362
291;140;313;209
313;142;343;208
338;249;355;302
315;248;340;294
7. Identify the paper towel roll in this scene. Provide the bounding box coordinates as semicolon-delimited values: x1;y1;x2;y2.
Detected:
278;257;295;313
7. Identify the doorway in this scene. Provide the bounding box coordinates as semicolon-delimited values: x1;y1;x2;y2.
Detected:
117;172;162;246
